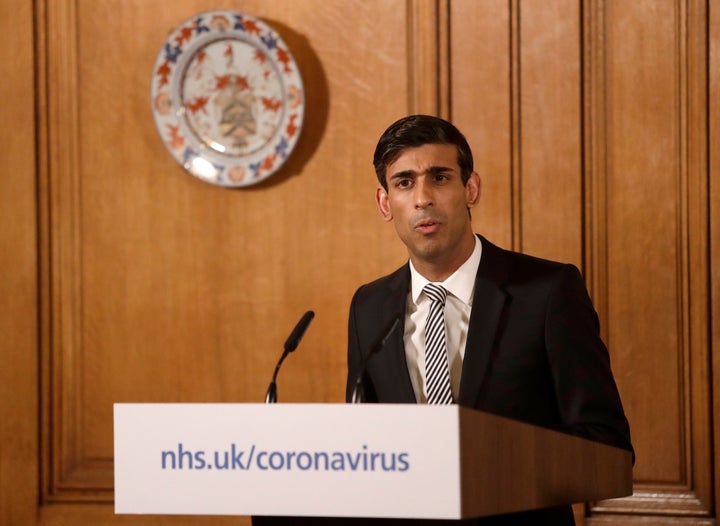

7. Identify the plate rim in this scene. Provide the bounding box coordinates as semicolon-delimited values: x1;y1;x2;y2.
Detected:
150;10;305;188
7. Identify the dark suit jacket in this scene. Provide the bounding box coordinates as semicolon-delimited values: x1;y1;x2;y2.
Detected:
343;235;633;525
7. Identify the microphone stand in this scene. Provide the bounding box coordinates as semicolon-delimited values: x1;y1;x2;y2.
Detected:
265;310;315;403
351;316;400;403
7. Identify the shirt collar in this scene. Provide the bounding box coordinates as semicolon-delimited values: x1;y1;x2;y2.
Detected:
409;235;483;305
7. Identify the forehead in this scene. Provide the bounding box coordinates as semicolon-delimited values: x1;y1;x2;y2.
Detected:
386;143;459;176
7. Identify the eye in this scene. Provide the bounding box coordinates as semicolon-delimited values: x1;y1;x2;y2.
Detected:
433;173;448;183
395;178;412;189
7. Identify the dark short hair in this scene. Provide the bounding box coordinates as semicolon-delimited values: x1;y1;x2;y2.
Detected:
373;115;474;191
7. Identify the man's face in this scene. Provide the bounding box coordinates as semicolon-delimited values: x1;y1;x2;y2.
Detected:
376;143;481;278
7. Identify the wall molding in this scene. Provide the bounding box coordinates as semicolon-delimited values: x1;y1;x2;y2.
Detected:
39;0;114;503
406;0;450;118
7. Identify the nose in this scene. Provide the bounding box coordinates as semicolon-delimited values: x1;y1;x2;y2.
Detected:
414;178;433;209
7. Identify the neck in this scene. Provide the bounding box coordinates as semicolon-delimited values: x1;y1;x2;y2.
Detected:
411;233;476;282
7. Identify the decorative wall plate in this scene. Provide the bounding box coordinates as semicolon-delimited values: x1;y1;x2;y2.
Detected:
151;11;304;187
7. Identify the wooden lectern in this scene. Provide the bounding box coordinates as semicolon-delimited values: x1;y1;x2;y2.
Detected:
114;403;632;521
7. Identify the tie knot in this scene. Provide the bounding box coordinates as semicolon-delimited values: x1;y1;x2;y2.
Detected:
424;283;447;306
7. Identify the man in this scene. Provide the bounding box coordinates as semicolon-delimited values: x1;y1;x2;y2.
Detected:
346;115;633;525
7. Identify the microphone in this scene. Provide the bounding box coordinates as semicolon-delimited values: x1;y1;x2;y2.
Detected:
350;316;401;404
265;310;315;403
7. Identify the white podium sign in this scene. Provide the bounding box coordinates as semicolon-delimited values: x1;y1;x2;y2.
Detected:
114;403;461;519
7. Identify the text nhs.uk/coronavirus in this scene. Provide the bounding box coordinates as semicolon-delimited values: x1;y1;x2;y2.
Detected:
161;443;411;472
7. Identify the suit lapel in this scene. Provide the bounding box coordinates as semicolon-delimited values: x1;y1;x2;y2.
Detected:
378;265;417;403
458;236;510;407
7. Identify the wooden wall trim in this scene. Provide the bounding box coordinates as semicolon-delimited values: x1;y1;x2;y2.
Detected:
588;515;715;526
711;0;720;516
684;0;717;514
509;0;522;253
593;488;707;516
40;0;113;502
406;0;450;117
684;0;712;517
583;0;609;325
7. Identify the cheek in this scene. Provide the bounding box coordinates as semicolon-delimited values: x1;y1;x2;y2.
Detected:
388;206;411;232
385;197;406;221
451;195;471;217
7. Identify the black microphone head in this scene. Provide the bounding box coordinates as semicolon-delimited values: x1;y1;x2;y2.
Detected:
266;310;315;403
284;310;315;352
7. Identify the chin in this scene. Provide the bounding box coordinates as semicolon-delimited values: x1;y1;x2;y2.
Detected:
411;242;446;262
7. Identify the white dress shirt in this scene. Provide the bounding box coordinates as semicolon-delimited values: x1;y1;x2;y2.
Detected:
404;236;483;402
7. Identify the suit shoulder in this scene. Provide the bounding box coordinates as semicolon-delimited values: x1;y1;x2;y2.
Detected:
483;236;571;272
479;237;584;293
507;249;572;274
351;265;408;305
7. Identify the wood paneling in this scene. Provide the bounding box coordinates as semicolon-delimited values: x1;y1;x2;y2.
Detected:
38;0;411;507
453;0;714;523
408;0;450;117
712;0;720;519
450;0;583;264
0;0;718;524
0;1;39;525
585;0;712;521
519;0;583;266
449;0;513;248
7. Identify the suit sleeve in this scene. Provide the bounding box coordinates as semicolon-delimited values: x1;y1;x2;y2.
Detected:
545;265;634;458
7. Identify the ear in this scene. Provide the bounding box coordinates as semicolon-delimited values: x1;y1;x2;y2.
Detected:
465;172;481;208
376;186;393;222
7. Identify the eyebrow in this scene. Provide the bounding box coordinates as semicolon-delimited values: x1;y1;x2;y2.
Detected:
388;165;454;180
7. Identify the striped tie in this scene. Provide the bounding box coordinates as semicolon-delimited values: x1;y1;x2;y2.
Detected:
423;283;453;404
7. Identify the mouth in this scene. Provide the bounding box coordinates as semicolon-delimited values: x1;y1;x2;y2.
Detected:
414;217;441;234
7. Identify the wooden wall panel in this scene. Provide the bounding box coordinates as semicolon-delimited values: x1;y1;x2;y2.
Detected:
452;0;714;523
38;0;411;508
451;0;583;266
408;0;450;117
450;0;513;249
0;0;39;524
607;0;683;482
519;0;583;266
585;0;712;521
